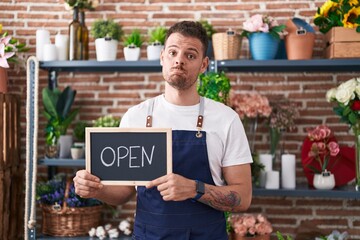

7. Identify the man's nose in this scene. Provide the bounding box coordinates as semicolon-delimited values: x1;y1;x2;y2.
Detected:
175;55;185;65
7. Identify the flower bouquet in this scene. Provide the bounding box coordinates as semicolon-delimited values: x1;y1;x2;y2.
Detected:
228;213;272;240
326;77;360;190
314;0;360;34
37;175;103;236
241;14;286;39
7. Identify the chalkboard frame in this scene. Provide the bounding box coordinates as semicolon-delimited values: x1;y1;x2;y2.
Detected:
85;127;172;185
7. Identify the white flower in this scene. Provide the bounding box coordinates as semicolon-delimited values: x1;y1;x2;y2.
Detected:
326;88;337;102
96;226;106;239
124;228;132;236
119;220;131;232
88;227;96;237
335;87;355;106
338;78;357;91
104;223;112;231
108;228;119;239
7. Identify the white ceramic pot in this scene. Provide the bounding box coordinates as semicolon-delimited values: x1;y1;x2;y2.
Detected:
313;171;335;190
147;44;163;60
71;147;85;159
58;135;73;159
95;38;118;61
124;46;141;61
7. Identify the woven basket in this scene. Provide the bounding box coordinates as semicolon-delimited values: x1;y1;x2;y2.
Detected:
41;182;103;237
212;30;242;60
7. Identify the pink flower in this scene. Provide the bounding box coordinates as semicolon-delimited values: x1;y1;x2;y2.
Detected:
328;141;339;156
230;92;272;120
243;14;264;32
229;213;272;237
0;36;15;68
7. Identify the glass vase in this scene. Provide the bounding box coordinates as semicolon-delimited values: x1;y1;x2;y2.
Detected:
353;126;360;191
243;116;258;154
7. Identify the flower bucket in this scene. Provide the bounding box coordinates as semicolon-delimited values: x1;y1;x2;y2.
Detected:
0;68;8;93
212;30;242;60
249;32;280;60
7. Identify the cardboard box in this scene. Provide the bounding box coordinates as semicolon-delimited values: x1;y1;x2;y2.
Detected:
324;27;360;59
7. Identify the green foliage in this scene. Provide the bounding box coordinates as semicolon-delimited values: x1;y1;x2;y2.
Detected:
276;231;294;240
148;26;167;45
90;19;123;40
123;29;143;48
223;211;233;233
198;20;216;40
65;0;97;10
251;153;265;187
73;121;89;142
42;86;79;145
197;71;231;104
93;115;121;127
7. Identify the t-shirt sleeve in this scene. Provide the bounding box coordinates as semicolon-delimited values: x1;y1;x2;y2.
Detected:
119;112;130;128
222;115;253;167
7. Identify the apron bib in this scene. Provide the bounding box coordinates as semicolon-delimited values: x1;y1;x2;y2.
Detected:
133;97;228;240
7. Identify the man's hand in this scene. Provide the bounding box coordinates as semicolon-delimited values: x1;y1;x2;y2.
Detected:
146;173;197;201
73;170;103;199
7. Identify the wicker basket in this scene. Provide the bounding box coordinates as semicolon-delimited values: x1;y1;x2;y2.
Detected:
41;182;103;237
212;30;242;60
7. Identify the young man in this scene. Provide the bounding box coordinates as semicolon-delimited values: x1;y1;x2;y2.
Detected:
74;21;252;239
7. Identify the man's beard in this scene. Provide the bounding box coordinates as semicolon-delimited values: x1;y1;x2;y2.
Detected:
165;68;197;91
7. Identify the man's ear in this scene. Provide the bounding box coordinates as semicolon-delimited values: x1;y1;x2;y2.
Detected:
160;49;164;66
200;56;209;74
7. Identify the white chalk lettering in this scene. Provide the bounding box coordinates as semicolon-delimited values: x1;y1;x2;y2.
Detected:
100;147;116;167
100;145;156;168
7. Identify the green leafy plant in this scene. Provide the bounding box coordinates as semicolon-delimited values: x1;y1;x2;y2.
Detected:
93;114;121;127
73;121;89;142
251;153;265;187
42;86;79;146
197;71;231;104
314;0;360;34
123;29;143;48
148;26;167;45
276;231;293;240
198;20;216;40
90;19;123;40
64;0;98;11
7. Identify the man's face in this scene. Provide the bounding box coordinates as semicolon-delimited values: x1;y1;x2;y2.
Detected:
160;33;208;91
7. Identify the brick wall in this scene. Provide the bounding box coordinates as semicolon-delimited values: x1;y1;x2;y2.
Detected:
2;0;360;238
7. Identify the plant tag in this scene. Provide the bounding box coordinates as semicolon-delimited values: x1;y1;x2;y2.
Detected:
296;28;307;35
226;30;235;36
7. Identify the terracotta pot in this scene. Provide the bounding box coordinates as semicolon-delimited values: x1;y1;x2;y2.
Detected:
0;67;8;93
230;233;270;240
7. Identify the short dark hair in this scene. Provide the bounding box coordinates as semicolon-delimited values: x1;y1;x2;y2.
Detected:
165;21;208;58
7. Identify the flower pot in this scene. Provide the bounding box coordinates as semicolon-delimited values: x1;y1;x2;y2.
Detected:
58;135;73;159
313;171;335;190
249;32;280;60
147;43;163;60
71;147;85;159
95;38;118;61
124;46;141;61
0;67;8;93
212;30;242;60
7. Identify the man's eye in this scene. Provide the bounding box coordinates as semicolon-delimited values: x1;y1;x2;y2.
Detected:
169;51;176;56
188;54;195;59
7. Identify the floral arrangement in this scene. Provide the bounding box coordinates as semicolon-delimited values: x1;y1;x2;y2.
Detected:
314;0;360;34
93;114;121;127
269;100;299;131
230;92;272;120
305;125;340;174
88;218;134;239
228;213;273;237
326;77;360;134
64;0;98;11
0;24;28;68
241;14;286;39
36;175;102;208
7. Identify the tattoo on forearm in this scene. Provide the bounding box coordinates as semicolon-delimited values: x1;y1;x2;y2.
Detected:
203;189;241;211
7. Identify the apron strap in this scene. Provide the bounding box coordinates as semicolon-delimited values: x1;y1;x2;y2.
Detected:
146;96;205;138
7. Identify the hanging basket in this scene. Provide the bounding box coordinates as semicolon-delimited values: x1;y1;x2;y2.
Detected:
212;30;242;60
41;181;103;237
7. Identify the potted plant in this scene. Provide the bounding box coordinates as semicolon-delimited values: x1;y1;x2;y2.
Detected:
197;71;231;105
42;86;79;158
92;114;121;127
71;121;89;159
241;14;286;60
198;20;216;59
90;19;123;61
123;29;143;61
147;26;167;60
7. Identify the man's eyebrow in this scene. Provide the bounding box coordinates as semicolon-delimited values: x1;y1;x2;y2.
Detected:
167;45;200;54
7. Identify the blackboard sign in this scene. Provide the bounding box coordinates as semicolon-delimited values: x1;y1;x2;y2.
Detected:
85;127;172;186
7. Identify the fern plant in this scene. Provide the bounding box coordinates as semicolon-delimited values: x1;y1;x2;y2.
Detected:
123;29;143;48
148;26;167;45
90;19;123;41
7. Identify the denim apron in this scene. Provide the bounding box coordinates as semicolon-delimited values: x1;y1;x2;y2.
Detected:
133;97;228;240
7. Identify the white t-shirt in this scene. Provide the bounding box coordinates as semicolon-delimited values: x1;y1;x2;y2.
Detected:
120;95;253;186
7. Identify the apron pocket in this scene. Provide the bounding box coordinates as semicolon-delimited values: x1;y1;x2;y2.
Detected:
145;223;190;240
